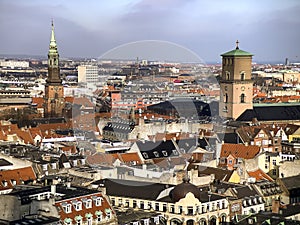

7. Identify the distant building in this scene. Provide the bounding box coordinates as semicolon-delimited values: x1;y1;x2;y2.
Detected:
78;65;99;87
219;41;253;120
44;21;65;117
0;184;117;224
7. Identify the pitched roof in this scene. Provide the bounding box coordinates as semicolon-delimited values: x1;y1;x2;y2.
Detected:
92;178;173;201
237;105;300;121
221;48;253;57
280;174;300;190
111;152;142;165
220;143;260;159
187;165;234;182
86;152;116;166
0;166;36;191
248;169;274;182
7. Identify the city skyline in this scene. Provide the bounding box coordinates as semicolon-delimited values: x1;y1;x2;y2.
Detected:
0;0;300;63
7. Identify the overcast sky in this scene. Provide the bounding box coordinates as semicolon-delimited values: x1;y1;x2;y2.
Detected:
0;0;299;63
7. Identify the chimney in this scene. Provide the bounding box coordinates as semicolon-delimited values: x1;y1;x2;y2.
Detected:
271;199;280;214
51;184;56;195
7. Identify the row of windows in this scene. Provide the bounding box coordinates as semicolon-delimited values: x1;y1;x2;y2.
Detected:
224;71;246;81
223;93;246;103
61;196;103;213
64;210;111;225
111;197;226;214
142;150;179;159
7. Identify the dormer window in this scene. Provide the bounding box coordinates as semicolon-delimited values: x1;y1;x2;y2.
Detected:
142;152;149;159
162;151;168;157
153;151;159;157
72;200;82;211
11;179;17;186
82;198;92;209
61;203;72;213
93;196;103;206
172;150;179;156
2;180;8;187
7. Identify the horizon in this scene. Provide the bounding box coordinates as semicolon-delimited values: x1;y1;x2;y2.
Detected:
0;0;300;63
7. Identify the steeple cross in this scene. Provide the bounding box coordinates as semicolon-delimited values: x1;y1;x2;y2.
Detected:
236;40;239;49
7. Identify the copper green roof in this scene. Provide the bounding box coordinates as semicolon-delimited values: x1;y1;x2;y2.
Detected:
221;48;253;57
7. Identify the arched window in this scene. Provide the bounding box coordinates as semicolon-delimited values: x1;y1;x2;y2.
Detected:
226;71;230;80
240;72;245;81
240;94;245;103
224;93;228;103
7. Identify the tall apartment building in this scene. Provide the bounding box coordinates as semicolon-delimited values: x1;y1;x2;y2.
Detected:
78;65;99;87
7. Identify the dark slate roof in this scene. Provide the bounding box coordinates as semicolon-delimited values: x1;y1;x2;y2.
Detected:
136;140;179;159
103;121;134;134
0;158;13;167
217;133;242;144
231;186;260;199
9;184;98;203
232;211;300;225
237;105;300;121
282;203;300;217
280;174;300;190
186;165;234;182
176;138;197;153
92;178;173;201
8;215;60;225
147;99;219;118
116;209;161;224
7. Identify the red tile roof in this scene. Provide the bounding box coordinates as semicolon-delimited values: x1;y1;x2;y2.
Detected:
86;153;116;166
220;143;260;159
0;166;36;191
111;152;142;165
248;169;273;182
32;97;44;108
55;193;114;223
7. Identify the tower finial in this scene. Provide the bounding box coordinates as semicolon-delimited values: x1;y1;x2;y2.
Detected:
49;19;57;48
236;40;239;49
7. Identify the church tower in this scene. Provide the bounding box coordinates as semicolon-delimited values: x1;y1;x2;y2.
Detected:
219;41;253;120
44;20;65;117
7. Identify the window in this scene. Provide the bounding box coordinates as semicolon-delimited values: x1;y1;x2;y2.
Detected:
86;217;92;225
62;203;72;213
272;169;277;176
226;71;230;80
73;201;82;211
172;150;179;155
105;208;112;220
93;196;103;206
272;159;277;166
96;211;103;222
153;151;159;157
224;93;228;103
241;72;245;81
155;203;159;211
162;151;168;157
228;159;233;164
142;152;149;158
240;94;245;103
83;199;92;209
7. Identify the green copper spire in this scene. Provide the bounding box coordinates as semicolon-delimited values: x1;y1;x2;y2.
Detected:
49;19;58;51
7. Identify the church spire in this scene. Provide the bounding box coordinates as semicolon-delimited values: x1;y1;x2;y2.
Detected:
49;19;58;51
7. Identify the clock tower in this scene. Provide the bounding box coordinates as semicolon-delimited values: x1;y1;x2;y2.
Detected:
219;41;253;120
44;20;65;117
